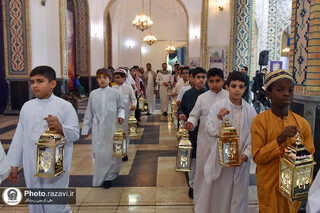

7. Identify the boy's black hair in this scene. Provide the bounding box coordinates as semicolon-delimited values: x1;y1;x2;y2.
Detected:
226;71;245;86
181;66;189;73
207;68;224;80
188;68;194;76
30;66;56;82
114;72;127;78
75;74;80;78
146;63;151;66
192;67;206;77
162;63;167;65
133;65;139;70
242;66;248;71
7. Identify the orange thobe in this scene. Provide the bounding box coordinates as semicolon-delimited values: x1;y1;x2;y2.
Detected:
251;109;315;213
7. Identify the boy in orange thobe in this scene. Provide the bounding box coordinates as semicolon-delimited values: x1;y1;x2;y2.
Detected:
251;69;315;213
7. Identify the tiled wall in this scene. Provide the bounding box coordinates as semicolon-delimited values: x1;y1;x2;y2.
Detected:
290;0;320;96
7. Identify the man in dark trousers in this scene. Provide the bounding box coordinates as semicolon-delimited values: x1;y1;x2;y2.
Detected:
178;67;207;199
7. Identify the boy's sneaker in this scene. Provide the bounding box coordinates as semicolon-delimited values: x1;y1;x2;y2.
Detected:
103;181;112;189
122;155;128;161
188;187;193;199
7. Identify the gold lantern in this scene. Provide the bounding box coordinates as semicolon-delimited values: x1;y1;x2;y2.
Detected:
176;129;192;172
278;134;316;202
176;120;185;142
138;96;144;110
171;98;178;129
144;100;148;112
112;127;127;157
35;129;65;178
217;119;240;167
128;112;138;136
167;85;172;95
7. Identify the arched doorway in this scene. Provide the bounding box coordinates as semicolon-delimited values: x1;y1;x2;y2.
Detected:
103;0;189;71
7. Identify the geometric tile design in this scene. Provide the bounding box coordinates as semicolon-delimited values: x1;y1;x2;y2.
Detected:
3;0;30;77
292;0;310;85
75;0;90;76
267;0;292;62
230;0;255;73
290;0;320;96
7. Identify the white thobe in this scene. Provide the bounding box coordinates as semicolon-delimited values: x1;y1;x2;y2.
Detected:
113;84;137;142
307;171;320;213
187;90;228;210
7;94;80;213
156;71;172;113
173;78;189;95
176;85;191;106
81;87;125;186
146;71;155;113
201;98;256;213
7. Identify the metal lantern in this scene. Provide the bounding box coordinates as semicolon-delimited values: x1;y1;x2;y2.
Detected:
176;129;192;172
112;127;127;157
128;113;138;136
138;96;144;110
144;100;148;112
35;129;65;178
217;118;240;167
167;85;172;95
171;98;178;129
278;134;316;202
176;120;185;142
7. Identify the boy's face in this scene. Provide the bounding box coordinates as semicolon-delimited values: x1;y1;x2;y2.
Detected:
96;75;110;88
30;74;56;99
226;80;246;101
266;78;294;108
208;75;224;93
193;73;206;89
181;69;188;81
130;69;136;78
114;74;126;85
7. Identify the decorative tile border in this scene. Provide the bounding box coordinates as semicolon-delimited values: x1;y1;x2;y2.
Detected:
2;0;31;78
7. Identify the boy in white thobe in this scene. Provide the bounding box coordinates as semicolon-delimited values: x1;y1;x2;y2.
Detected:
156;63;172;115
7;66;80;213
113;68;137;161
203;72;256;213
184;68;228;210
82;68;125;188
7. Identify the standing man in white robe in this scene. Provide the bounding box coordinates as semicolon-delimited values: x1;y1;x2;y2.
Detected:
203;72;256;213
113;68;137;161
184;68;228;210
143;63;157;115
7;66;80;213
156;63;172;116
82;68;125;189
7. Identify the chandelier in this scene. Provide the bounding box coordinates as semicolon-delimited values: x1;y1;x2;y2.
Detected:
132;0;153;31
143;1;157;45
144;32;157;45
166;41;176;54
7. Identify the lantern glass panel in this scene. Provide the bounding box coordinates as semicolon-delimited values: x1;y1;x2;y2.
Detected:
293;166;312;197
123;139;127;155
113;140;123;155
38;147;54;174
177;148;191;169
55;145;64;174
280;159;293;195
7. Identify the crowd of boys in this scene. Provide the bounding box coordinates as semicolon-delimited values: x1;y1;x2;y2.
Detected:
2;64;319;213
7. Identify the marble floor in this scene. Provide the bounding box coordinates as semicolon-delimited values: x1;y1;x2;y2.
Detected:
0;98;259;212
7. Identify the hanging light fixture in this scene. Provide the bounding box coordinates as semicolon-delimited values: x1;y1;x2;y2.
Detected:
166;41;176;54
143;0;157;45
132;0;153;32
